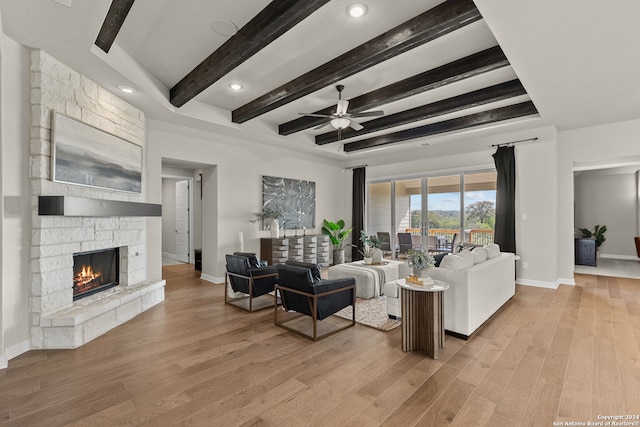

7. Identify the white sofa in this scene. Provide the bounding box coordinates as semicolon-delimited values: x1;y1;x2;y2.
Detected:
383;248;516;339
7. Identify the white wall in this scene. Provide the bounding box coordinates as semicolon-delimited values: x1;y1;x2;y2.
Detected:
575;169;638;259
558;119;640;279
146;120;350;282
161;178;179;255
0;30;31;364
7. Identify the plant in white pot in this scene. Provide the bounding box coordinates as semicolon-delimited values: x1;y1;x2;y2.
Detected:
406;249;435;278
322;219;353;265
252;206;283;237
355;231;383;264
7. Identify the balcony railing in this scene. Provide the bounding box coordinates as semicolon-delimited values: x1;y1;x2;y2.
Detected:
404;228;494;246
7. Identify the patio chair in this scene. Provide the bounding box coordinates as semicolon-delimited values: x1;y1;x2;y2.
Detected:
377;232;391;254
397;232;413;257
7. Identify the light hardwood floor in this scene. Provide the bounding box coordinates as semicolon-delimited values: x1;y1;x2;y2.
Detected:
2;265;639;426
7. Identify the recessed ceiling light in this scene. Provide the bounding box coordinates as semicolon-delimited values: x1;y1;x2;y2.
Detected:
347;3;367;18
228;83;243;91
211;19;238;37
118;85;136;94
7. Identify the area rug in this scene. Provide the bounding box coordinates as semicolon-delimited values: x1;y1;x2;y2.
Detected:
334;296;401;332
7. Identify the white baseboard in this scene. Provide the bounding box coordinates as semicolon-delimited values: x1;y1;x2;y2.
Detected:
600;254;640;261
162;252;177;260
1;339;31;370
516;278;560;289
200;273;223;284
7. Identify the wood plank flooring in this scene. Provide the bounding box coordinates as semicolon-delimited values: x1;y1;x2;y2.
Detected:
2;265;640;426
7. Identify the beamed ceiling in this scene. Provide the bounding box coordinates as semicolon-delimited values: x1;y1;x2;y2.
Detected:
2;0;640;162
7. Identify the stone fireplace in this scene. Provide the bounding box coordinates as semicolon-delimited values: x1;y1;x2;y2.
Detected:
29;50;165;349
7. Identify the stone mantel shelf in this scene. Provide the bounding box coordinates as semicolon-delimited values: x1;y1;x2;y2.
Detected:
38;196;162;217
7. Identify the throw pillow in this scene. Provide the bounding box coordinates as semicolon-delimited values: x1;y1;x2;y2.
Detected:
433;252;448;267
484;244;501;258
439;252;474;269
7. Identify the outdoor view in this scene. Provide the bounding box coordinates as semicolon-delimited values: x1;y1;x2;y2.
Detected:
368;171;497;254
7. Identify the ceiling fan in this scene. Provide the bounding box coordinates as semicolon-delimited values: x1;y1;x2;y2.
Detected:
299;85;384;131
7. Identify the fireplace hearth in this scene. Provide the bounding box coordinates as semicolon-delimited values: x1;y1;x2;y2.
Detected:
73;248;119;300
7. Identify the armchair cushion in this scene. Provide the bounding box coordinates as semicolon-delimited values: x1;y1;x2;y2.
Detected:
233;252;266;267
225;254;277;297
284;260;322;282
277;264;354;321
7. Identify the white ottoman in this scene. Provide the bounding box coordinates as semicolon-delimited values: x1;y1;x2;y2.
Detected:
328;260;409;299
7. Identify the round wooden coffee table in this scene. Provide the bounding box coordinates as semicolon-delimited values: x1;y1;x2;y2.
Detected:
396;278;449;359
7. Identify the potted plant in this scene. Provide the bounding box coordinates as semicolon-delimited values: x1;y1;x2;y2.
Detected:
579;224;607;252
355;231;383;264
322;219;353;265
252;206;283;237
406;249;435;277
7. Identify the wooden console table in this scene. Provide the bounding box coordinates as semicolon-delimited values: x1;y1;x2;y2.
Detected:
397;278;449;359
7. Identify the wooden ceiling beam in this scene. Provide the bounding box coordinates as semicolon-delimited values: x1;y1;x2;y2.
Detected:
280;46;509;136
315;79;526;145
170;0;331;108
342;101;539;153
233;0;482;124
94;0;136;53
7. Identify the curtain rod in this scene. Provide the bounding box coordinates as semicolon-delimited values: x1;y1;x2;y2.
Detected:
344;164;367;170
491;137;538;148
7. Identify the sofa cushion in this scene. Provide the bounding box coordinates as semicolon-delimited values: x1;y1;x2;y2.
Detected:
468;246;487;264
439;252;474;269
484;244;501;258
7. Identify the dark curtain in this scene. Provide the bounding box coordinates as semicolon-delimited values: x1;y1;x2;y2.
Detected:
351;167;366;261
492;146;516;253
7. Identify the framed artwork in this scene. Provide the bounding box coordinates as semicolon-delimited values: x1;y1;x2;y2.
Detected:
51;112;142;193
262;175;315;230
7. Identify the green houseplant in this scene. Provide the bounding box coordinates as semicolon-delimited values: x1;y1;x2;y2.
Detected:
322;219;353;264
406;249;435;277
579;224;607;248
356;231;383;264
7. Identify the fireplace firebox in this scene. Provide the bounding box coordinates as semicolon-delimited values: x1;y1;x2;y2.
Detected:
73;248;120;300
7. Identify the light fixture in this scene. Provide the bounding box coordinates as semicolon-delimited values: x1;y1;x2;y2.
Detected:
210;19;238;37
331;117;350;129
228;83;243;91
118;85;135;94
347;3;367;18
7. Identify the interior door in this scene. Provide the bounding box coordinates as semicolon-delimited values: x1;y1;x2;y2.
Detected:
175;180;190;263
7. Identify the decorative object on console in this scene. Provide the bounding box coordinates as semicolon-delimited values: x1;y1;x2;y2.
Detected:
52;111;142;193
354;230;383;264
322;219;353;265
406;248;435;277
262;175;315;230
252;205;283;236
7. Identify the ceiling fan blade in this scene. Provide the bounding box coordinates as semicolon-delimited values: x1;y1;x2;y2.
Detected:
349;121;364;131
298;113;333;118
351;110;384;118
313;121;333;130
336;100;349;115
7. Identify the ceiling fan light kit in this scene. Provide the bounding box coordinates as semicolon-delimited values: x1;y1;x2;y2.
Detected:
300;84;384;132
331;118;350;129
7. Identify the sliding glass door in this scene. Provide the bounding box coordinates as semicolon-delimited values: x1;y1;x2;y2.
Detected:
367;170;496;257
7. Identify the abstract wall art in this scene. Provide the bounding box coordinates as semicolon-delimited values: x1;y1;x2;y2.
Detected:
262;175;316;230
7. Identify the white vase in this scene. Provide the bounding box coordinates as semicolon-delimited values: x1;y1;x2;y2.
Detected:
270;219;280;238
364;257;373;265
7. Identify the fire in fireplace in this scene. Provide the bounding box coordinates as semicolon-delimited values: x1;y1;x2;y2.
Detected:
73;248;120;300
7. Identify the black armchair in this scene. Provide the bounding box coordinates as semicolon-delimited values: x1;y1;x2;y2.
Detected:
225;253;278;312
275;263;355;341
